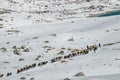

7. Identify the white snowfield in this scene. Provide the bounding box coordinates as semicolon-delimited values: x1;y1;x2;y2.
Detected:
0;0;120;80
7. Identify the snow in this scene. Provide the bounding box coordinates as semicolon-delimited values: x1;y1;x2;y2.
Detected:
0;0;120;80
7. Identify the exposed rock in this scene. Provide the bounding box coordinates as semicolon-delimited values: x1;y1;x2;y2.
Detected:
64;78;70;80
20;77;26;80
23;48;30;52
30;77;34;80
44;41;49;43
68;38;74;41
74;72;85;76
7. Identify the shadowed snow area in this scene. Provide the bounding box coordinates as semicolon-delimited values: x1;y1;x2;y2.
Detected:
70;73;120;80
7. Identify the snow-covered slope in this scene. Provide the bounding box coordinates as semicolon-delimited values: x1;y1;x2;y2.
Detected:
0;15;120;80
0;0;120;80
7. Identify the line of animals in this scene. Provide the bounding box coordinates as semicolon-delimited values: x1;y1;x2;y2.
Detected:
0;44;101;78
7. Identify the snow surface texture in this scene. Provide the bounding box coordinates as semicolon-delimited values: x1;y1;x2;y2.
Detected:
0;0;120;80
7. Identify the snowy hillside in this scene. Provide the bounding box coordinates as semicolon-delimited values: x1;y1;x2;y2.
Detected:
0;0;120;80
0;0;120;26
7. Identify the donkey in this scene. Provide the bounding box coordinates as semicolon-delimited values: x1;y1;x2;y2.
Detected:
0;73;4;78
